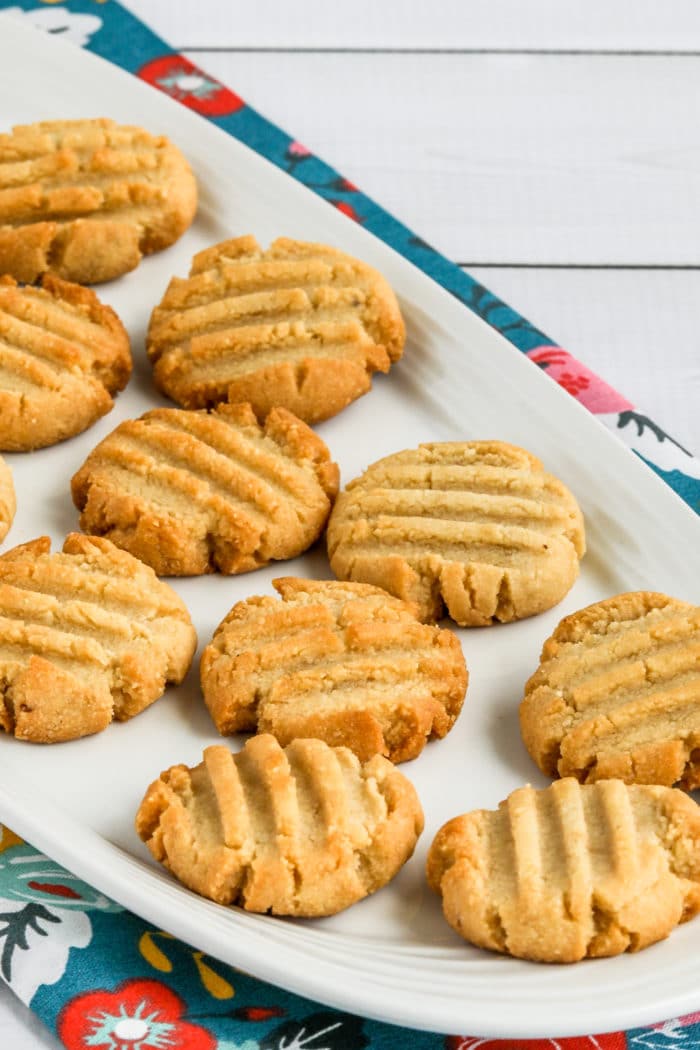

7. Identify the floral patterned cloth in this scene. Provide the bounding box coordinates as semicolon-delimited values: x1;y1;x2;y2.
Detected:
0;4;699;1049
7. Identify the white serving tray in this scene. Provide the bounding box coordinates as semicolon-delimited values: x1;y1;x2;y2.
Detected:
0;16;699;1038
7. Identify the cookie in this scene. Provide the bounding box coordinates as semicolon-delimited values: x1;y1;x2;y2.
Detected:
146;235;405;422
327;440;585;626
520;592;700;788
0;274;131;451
0;533;196;743
0;455;15;543
200;577;467;762
136;733;424;916
71;403;339;576
427;778;700;962
0;118;197;284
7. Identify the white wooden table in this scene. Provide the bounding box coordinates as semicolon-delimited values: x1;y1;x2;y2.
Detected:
1;2;699;1044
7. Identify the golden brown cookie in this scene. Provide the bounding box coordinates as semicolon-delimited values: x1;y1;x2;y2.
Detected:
520;592;700;788
327;440;585;626
0;274;131;451
71;403;339;576
427;778;700;962
200;577;467;762
0;118;197;284
136;733;424;916
0;454;15;544
0;533;196;743
146;235;405;422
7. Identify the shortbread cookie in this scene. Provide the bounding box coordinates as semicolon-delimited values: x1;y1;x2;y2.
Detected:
0;275;131;451
0;533;196;743
146;235;405;422
136;733;424;915
520;592;700;788
327;440;585;626
0;118;197;284
427;778;700;962
71;403;339;576
200;577;467;762
0;455;15;543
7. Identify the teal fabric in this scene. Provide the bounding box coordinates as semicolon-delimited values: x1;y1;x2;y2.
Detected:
0;4;699;1048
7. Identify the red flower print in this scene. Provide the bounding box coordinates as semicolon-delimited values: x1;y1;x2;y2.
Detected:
445;1035;626;1050
27;881;81;899
235;1005;286;1021
58;978;216;1050
557;370;591;396
137;55;244;117
333;200;364;223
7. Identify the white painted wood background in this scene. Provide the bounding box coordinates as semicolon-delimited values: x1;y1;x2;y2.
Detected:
2;2;700;1045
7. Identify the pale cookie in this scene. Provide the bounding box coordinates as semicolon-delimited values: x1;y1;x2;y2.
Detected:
0;118;197;284
200;577;467;762
427;778;700;962
146;235;405;422
0;455;15;543
0;533;196;743
0;274;131;451
136;733;424;916
327;440;585;626
71;403;339;576
520;592;700;788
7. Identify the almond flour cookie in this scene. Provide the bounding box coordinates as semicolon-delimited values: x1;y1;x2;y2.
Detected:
146;235;405;423
520;592;700;788
136;734;424;916
427;778;700;962
0;533;196;743
71;403;339;576
327;440;585;626
0;455;15;543
0;275;131;451
200;577;467;762
0;118;197;284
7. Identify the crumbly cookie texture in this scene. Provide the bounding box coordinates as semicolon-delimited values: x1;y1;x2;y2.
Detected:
0;456;15;545
0;118;197;284
71;403;339;576
0;274;131;451
327;440;585;626
146;235;405;423
520;591;700;788
0;533;197;743
427;778;700;963
200;577;467;762
136;734;424;916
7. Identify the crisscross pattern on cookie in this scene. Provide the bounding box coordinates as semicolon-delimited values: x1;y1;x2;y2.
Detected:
327;441;585;626
0;119;197;284
147;236;405;422
0;456;15;544
136;734;424;915
427;778;700;962
0;274;131;450
71;403;339;576
201;577;467;762
0;534;196;743
520;592;700;787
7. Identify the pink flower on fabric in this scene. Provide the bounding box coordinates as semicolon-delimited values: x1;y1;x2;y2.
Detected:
288;140;312;157
527;346;633;414
58;978;216;1050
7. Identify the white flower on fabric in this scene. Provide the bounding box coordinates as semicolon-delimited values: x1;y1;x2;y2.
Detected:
0;896;91;1004
3;6;102;47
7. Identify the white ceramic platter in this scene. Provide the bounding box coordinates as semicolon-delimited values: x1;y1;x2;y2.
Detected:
1;17;699;1038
